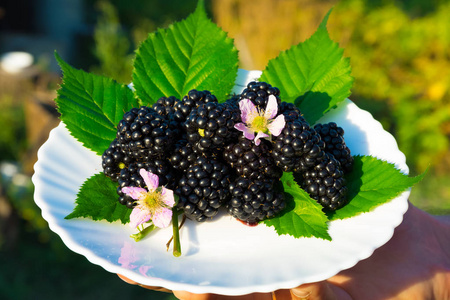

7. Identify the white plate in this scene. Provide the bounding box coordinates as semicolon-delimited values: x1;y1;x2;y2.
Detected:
32;70;410;296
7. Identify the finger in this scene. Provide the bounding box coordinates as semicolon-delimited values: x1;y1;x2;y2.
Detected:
290;281;350;300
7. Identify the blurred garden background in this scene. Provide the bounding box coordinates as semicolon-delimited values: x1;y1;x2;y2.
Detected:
0;0;449;299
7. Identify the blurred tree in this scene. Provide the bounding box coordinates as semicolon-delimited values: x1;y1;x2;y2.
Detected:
210;0;450;211
90;0;134;83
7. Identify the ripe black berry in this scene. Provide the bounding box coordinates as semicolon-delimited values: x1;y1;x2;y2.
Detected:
184;102;240;153
176;156;233;222
102;138;129;181
314;122;353;173
227;177;286;224
116;106;177;160
271;118;326;172
173;89;218;123
223;136;282;180
240;81;281;110
169;140;200;171
300;153;348;211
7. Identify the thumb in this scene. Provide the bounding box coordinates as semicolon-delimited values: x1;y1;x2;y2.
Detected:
290;281;350;300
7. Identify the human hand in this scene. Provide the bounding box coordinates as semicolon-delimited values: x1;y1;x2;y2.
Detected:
119;202;450;299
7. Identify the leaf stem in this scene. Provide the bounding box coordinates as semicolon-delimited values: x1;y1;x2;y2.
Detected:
171;210;182;257
130;224;156;242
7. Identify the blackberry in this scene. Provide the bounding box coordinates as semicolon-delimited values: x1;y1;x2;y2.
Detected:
227;177;286;224
184;102;240;153
300;153;348;211
152;96;179;118
169;140;199;171
314;122;353;173
279;102;303;122
117;159;177;208
173;89;218;123
102;138;130;181
223;136;282;180
176;156;232;222
271;118;326;172
239;81;281;110
116;106;177;160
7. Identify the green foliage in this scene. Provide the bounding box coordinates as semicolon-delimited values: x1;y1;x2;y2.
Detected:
260;10;353;124
332;0;450;174
65;173;131;223
132;1;239;105
263;173;331;240
90;0;134;84
55;52;139;155
328;156;425;220
0;94;27;161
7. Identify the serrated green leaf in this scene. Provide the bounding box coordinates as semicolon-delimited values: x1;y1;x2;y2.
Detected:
328;155;425;220
264;173;331;240
259;9;353;124
132;1;239;105
55;52;139;155
65;173;131;224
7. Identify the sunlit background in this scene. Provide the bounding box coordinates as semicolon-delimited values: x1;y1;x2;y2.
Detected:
0;0;449;299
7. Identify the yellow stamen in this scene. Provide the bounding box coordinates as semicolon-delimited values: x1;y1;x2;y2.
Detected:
198;128;205;137
251;115;268;133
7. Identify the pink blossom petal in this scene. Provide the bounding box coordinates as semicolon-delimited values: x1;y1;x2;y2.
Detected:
122;186;147;200
263;95;279;119
152;207;173;228
235;123;255;141
161;187;175;207
239;99;258;124
139;169;159;191
254;131;269;146
267;114;286;137
129;206;152;228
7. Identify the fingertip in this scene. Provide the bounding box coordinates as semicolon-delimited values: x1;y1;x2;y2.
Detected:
290;281;339;300
173;290;211;300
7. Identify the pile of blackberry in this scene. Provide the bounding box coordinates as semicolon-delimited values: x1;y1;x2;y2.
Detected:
101;81;354;225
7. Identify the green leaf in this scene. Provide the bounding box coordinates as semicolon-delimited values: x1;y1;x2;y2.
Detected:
55;52;139;156
259;9;353;124
328;155;425;220
65;173;131;224
264;173;331;240
132;0;239;105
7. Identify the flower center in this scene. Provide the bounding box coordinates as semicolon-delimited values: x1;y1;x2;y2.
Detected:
250;115;268;133
140;189;165;212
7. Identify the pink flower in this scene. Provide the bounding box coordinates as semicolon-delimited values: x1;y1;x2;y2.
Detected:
234;95;286;145
122;169;175;229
